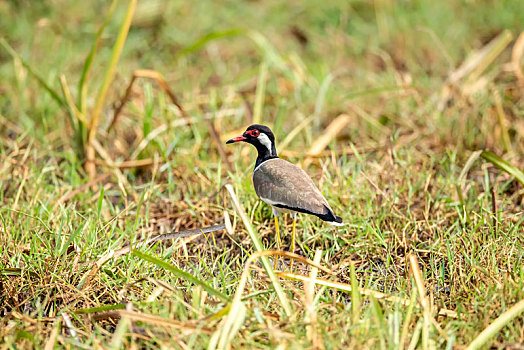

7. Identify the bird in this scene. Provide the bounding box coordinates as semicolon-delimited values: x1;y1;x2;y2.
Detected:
226;124;343;268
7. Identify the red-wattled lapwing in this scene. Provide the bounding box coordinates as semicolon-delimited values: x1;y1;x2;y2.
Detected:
226;124;343;268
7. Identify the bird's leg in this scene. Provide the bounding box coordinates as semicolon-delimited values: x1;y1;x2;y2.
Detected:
273;209;282;270
290;213;297;270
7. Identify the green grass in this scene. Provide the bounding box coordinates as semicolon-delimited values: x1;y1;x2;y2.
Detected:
1;0;524;348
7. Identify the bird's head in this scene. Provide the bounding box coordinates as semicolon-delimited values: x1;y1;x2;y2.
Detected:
226;124;277;157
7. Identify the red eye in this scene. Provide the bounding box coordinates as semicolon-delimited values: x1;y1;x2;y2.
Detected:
251;129;260;137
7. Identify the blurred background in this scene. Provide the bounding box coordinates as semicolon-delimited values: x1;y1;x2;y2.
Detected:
1;0;523;156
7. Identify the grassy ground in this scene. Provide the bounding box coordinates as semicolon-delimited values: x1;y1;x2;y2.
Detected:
1;0;524;348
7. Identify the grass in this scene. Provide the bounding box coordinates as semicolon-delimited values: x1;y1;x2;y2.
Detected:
1;0;524;348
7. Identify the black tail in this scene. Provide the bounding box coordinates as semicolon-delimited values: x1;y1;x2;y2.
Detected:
315;205;343;225
273;203;343;226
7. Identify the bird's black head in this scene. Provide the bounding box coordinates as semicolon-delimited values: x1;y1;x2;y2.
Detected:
226;124;278;167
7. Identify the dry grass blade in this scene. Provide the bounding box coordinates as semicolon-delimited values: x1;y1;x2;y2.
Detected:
466;30;513;84
224;211;234;236
278;114;315;151
491;87;513;153
126;224;226;254
350;104;389;134
409;254;432;349
61;312;78;338
277;271;411;306
129;114;223;160
212;249;327;349
95;158;155;169
109;69;189;131
466;299;524;350
305;249;323;350
54;172;111;209
512;31;524;89
11;163;29;211
97;224;226;267
409;256;450;346
210;251;263;350
96;310;213;334
458;150;483;181
43;321;59;350
225;184;292;317
0;153;29;170
449;30;513;85
120;310;210;334
408;321;423;350
59;74;88;126
108;73;138;131
350;261;361;323
110;310;131;349
306;114;351;157
438;30;513;109
244;250;332;274
400;289;419;349
91;138;134;199
207;120;233;172
85;0;137;178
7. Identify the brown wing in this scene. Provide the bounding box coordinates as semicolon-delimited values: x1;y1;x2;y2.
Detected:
253;158;334;217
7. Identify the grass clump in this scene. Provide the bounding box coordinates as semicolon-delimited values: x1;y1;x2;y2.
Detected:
1;0;523;348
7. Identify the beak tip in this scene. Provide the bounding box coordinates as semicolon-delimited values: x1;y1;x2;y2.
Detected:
225;139;234;144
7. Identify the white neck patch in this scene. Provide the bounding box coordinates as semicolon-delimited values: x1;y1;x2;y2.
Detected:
258;133;273;155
